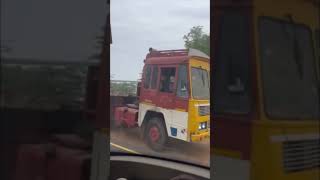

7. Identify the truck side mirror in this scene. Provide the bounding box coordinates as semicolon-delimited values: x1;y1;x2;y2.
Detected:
181;85;187;92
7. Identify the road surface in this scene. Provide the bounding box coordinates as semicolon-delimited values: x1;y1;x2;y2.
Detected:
110;127;210;167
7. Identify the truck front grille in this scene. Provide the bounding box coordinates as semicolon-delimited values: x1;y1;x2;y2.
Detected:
283;139;320;172
198;105;210;116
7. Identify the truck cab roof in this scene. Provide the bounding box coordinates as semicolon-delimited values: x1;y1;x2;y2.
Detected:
144;48;209;65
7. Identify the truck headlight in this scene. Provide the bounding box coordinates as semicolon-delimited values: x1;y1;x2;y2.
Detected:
198;122;207;130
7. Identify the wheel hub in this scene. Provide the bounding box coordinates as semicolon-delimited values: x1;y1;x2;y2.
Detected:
149;127;160;142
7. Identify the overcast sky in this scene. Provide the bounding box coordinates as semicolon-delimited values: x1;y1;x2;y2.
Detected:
111;0;209;80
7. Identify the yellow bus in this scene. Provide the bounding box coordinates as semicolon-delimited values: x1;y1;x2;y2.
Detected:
212;0;319;179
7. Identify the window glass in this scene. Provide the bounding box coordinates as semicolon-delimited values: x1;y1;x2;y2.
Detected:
151;65;158;89
259;18;319;119
176;64;189;98
191;67;209;99
159;67;176;93
144;65;151;89
213;12;251;114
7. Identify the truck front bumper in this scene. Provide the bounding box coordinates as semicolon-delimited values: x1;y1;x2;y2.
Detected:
191;130;210;142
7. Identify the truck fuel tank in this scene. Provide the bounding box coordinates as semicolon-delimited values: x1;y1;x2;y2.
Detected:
114;106;139;128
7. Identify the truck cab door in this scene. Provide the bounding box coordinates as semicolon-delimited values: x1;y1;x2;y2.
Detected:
157;66;177;109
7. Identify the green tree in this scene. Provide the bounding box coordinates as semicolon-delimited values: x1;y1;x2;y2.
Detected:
183;26;210;56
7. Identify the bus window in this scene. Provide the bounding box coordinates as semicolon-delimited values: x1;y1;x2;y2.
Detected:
213;12;251;114
259;18;319;119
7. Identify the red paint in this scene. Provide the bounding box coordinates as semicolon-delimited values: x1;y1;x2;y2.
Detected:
149;127;160;142
47;146;89;180
114;106;139;127
14;142;90;180
212;116;253;159
146;49;188;59
14;144;47;180
147;56;189;65
174;98;189;111
212;2;256;160
140;56;189;111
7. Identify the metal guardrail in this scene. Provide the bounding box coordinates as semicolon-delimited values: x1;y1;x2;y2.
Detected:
110;80;137;96
111;80;137;84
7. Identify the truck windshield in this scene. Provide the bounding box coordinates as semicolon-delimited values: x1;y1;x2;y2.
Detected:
191;67;210;99
259;17;319;119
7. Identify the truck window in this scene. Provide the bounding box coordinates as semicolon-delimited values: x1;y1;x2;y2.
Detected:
144;65;152;89
176;64;188;98
259;18;319;119
191;67;209;99
151;65;158;89
213;12;251;114
159;67;176;93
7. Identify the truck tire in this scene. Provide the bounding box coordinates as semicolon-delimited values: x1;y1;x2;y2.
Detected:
145;117;168;151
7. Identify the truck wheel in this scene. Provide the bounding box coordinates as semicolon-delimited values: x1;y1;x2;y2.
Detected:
145;117;168;151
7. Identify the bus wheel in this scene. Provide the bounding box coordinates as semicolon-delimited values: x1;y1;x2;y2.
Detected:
145;117;168;151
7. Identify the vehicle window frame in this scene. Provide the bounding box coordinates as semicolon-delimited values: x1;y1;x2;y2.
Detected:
190;66;209;100
159;66;177;94
176;64;189;99
151;65;159;89
144;64;152;89
258;16;319;120
212;11;252;115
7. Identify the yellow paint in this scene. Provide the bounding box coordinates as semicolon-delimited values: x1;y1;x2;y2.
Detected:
175;108;187;112
212;148;242;159
191;130;210;142
143;99;153;103
101;128;109;134
250;0;320;179
250;121;320;180
187;57;210;142
110;142;141;155
140;101;155;106
189;57;210;71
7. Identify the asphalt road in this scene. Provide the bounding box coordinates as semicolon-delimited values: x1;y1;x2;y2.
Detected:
110;127;210;167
